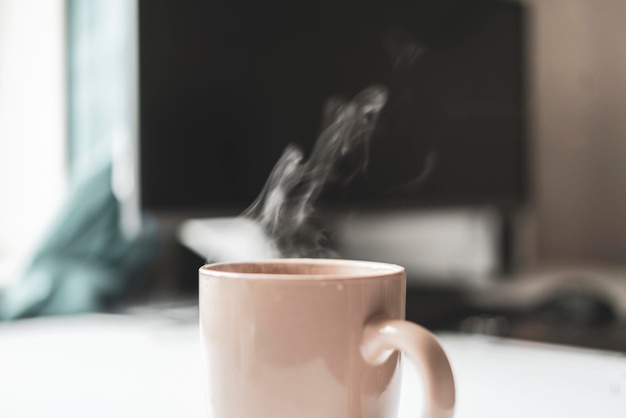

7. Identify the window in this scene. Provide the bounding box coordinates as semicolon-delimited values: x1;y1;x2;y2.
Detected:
0;0;67;286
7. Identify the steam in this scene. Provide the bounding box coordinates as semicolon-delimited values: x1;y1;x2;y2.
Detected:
178;34;433;263
243;85;388;258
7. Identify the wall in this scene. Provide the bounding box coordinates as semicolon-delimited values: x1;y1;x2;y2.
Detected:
525;0;626;264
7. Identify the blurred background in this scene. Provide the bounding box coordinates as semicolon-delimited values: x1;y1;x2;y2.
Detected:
3;0;626;353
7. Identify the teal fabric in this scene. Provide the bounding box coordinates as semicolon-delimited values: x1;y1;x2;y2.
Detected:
67;0;136;179
0;164;160;320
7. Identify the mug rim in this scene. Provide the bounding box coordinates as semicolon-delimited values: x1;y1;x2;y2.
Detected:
199;258;405;281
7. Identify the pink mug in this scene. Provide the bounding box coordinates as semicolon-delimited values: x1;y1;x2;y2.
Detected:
199;258;455;418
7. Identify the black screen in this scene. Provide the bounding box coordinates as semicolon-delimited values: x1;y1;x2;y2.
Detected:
139;0;527;213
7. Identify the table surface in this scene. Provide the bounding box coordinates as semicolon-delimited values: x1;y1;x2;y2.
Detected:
1;312;626;418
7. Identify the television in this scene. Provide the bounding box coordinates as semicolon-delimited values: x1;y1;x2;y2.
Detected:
138;0;527;217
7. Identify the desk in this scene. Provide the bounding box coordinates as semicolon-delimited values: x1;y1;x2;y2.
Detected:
1;313;625;417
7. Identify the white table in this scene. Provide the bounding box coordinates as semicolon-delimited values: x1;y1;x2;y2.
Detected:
1;313;625;417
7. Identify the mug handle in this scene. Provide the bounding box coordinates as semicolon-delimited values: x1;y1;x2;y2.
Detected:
361;318;456;418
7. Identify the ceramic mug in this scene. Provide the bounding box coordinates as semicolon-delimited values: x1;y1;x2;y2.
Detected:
199;258;455;418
